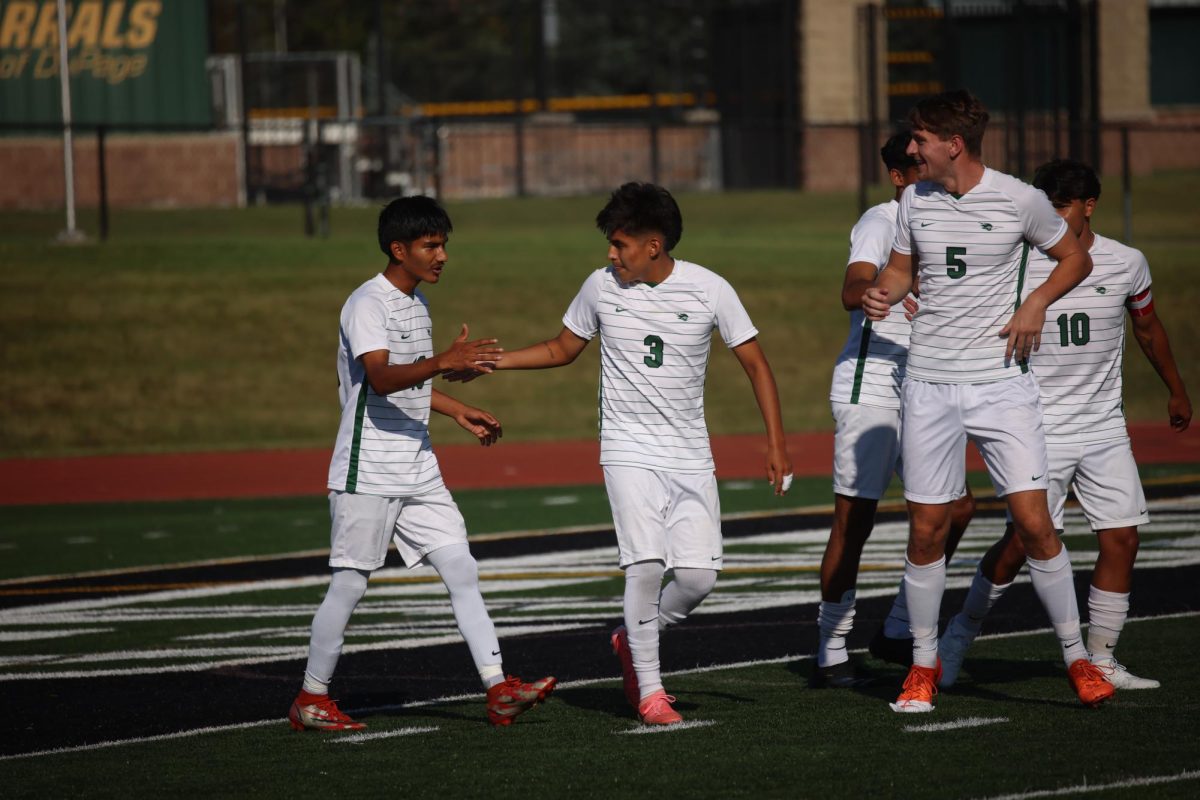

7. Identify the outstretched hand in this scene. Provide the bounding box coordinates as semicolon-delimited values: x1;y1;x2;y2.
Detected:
454;405;503;446
438;324;503;376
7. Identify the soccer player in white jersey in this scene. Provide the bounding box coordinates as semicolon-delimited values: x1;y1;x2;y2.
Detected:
936;159;1192;691
817;132;977;687
862;90;1112;712
484;183;792;724
288;196;555;731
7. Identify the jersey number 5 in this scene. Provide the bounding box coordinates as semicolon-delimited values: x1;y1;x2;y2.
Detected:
946;246;967;279
644;335;664;368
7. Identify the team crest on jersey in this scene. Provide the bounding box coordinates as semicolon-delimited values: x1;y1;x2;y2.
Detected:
979;222;994;231
677;313;689;321
1095;286;1108;294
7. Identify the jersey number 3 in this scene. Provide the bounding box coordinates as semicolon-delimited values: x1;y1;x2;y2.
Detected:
946;246;967;279
644;335;664;368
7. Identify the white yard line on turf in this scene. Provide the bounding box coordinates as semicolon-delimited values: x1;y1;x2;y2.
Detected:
903;716;1009;733
616;720;717;735
0;719;279;762
975;768;1200;800
330;726;439;744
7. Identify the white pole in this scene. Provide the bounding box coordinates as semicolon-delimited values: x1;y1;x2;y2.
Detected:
56;0;79;239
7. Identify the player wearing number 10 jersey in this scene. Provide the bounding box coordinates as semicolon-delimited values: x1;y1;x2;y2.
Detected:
479;183;792;725
863;90;1110;713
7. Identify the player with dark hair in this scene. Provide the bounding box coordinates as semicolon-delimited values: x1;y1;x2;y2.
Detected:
815;131;976;687
288;195;555;731
863;90;1108;713
460;182;792;724
936;158;1192;690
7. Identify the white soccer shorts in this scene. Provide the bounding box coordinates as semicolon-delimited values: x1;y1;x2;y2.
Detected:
902;373;1049;503
831;401;903;500
1046;438;1150;531
603;465;723;570
328;483;469;571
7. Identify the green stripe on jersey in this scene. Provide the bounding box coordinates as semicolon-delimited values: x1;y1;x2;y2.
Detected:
1014;242;1030;374
849;319;873;404
345;382;370;493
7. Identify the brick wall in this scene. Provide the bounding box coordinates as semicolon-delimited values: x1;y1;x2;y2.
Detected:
0;132;241;210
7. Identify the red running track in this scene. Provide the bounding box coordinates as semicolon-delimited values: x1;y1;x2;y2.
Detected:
0;423;1194;506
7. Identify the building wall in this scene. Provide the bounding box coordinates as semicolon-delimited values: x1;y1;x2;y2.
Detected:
1098;0;1153;121
0;132;241;210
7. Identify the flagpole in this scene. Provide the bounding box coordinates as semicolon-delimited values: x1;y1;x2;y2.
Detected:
56;0;83;242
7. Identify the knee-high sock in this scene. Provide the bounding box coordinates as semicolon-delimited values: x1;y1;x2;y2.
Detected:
1087;585;1129;660
957;567;1013;635
818;590;856;668
624;560;666;700
426;543;504;688
303;567;370;693
1027;546;1089;666
658;567;717;628
903;557;945;669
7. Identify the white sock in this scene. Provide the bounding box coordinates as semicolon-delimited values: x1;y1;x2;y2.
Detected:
1027;545;1089;666
659;568;717;628
958;567;1012;635
303;567;370;692
817;590;856;668
903;557;945;669
1087;585;1129;661
882;580;910;639
624;560;666;700
425;544;504;688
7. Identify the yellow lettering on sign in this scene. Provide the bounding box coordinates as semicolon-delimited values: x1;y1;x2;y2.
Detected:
68;1;103;48
101;0;127;47
125;0;159;48
0;51;31;78
30;1;58;48
32;47;56;77
0;1;38;48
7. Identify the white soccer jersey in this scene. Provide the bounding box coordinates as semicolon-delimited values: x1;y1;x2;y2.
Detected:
895;167;1068;384
1026;233;1152;445
563;260;758;474
830;199;910;408
327;274;442;496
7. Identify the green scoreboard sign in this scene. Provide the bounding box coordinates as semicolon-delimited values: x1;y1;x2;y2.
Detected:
0;0;210;125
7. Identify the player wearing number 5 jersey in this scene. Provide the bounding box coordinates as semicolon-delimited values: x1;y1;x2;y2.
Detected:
863;90;1108;713
937;159;1192;691
480;183;792;725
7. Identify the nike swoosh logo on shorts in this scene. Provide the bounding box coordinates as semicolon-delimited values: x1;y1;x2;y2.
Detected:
637;618;657;626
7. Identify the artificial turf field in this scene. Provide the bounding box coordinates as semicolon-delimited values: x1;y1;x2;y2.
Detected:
2;476;1198;798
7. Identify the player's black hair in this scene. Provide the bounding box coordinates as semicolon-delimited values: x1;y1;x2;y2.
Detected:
377;195;453;259
908;90;990;156
1032;158;1102;203
595;182;683;252
880;131;917;172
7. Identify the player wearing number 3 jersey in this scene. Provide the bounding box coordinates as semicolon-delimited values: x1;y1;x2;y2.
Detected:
469;183;792;725
863;90;1110;713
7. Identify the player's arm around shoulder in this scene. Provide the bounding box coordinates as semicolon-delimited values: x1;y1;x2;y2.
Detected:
730;337;793;495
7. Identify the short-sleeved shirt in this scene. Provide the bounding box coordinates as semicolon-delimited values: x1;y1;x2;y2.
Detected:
327;274;443;496
562;259;758;474
894;167;1068;384
830;199;910;409
1026;233;1152;445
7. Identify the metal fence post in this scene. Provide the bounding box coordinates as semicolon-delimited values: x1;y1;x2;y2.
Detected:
97;125;109;242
